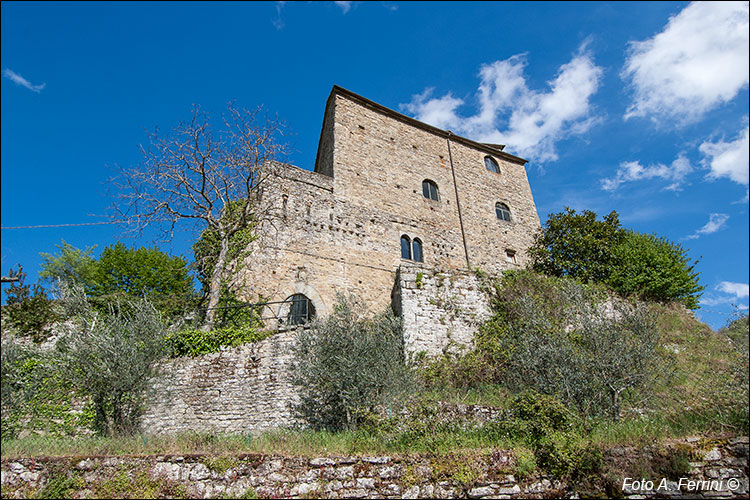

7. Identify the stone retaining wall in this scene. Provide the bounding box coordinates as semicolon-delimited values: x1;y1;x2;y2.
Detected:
140;329;299;435
395;264;492;357
2;437;747;499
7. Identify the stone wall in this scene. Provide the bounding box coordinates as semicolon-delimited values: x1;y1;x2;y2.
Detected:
232;86;539;324
3;437;747;499
394;264;492;357
140;330;299;436
142;263;492;435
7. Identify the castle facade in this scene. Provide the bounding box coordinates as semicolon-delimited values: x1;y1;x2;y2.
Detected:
235;86;541;324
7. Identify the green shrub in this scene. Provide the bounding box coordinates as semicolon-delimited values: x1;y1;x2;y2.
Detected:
513;448;537;479
289;295;415;431
2;265;58;341
497;391;601;479
488;272;665;420
607;231;703;309
166;325;271;357
36;471;85;499
56;283;168;436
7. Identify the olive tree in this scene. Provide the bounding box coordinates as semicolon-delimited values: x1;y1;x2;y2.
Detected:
289;295;414;431
56;283;168;435
112;103;288;329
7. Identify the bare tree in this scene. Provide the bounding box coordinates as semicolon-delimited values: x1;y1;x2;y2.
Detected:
113;103;287;329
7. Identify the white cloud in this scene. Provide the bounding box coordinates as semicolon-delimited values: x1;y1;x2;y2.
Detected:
685;213;730;239
717;281;750;298
622;1;749;123
401;44;603;163
2;68;45;93
700;123;750;189
601;154;693;191
334;1;352;14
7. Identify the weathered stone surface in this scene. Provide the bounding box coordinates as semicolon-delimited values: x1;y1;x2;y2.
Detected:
141;330;299;435
2;438;748;499
468;486;495;497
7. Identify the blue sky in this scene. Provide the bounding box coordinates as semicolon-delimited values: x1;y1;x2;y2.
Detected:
2;1;748;329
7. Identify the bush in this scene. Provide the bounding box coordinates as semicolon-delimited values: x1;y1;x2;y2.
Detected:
289;295;414;431
529;207;703;309
1;265;58;341
450;271;666;420
493;391;602;479
1;337;94;439
56;283;168;436
607;231;703;309
166;325;271;357
499;274;664;419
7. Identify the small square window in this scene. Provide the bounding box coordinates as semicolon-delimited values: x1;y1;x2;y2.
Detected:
505;250;516;264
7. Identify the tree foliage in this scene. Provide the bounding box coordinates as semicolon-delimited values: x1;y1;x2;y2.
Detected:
87;241;196;319
607;231;703;309
529;207;703;309
39;240;196;321
2;265;58;341
39;240;98;289
290;295;414;431
529;207;625;284
55;283;167;436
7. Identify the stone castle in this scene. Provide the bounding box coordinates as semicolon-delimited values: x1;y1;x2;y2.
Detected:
235;85;541;334
142;86;542;434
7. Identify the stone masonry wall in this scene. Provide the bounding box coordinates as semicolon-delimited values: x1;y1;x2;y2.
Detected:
395;264;492;357
140;330;299;436
3;437;747;499
143;264;491;435
233;87;540;325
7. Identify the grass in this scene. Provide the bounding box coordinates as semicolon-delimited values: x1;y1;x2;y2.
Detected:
2;304;746;462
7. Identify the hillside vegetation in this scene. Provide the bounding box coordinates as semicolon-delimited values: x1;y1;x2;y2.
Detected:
2;208;747;487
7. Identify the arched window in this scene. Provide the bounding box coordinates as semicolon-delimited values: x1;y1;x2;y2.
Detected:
495;202;512;222
412;238;423;262
400;235;412;260
286;293;316;325
422;179;439;201
485;156;500;173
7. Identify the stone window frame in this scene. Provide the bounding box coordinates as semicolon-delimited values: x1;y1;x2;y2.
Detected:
495;202;512;222
505;249;517;264
422;179;440;202
485;155;500;174
278;293;317;326
400;234;412;260
412;238;424;263
400;234;424;263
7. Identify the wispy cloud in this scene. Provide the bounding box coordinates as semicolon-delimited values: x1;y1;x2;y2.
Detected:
3;68;45;93
700;121;750;201
702;281;750;310
685;213;730;240
401;43;603;164
601;154;693;192
334;1;353;14
622;1;749;124
717;281;750;299
272;1;286;30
